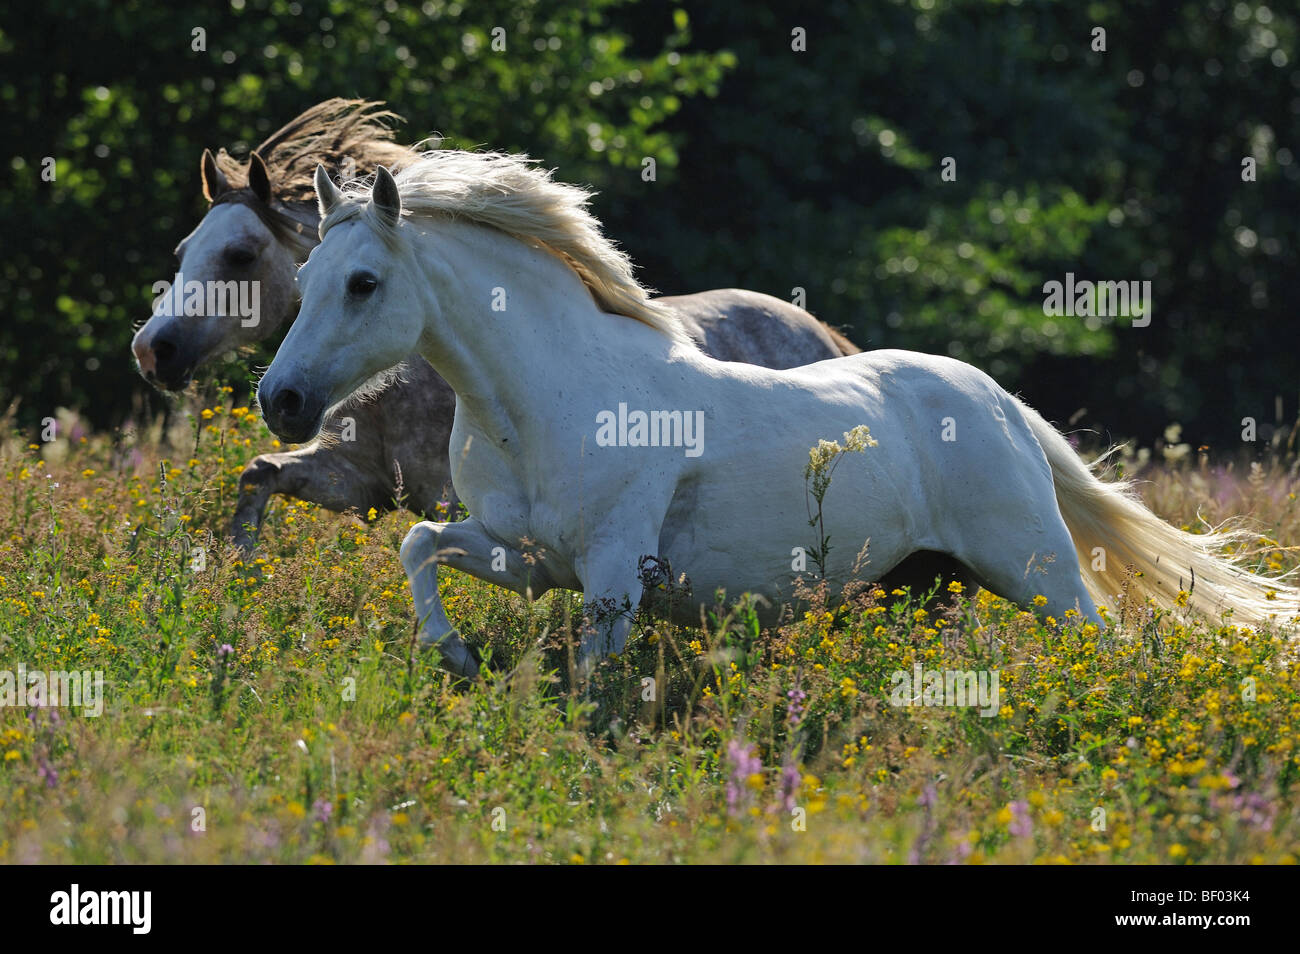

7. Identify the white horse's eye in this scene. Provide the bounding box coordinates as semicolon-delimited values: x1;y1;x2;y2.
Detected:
348;273;378;296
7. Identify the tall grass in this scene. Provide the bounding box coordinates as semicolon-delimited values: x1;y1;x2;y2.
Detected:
0;398;1297;863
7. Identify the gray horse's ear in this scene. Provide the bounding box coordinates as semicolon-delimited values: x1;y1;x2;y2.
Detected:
372;165;402;228
201;148;229;203
314;163;343;218
248;151;273;204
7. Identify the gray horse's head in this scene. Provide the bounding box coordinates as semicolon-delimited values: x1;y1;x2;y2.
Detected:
132;148;309;390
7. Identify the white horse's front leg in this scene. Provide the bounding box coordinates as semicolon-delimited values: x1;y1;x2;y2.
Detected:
399;518;552;676
575;543;659;676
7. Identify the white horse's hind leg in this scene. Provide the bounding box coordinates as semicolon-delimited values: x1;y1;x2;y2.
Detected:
399;519;554;676
948;477;1101;624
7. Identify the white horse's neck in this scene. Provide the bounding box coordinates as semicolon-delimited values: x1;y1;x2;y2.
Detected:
408;219;672;438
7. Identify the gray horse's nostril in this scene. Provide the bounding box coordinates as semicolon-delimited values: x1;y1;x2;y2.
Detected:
272;388;304;419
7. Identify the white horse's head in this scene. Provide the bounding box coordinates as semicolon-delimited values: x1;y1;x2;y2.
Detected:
258;165;428;443
132;149;302;390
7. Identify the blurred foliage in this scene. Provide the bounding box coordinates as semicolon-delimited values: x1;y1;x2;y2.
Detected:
0;0;732;430
628;0;1300;450
0;0;1297;449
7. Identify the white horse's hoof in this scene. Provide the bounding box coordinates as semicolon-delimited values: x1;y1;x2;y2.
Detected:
418;625;459;649
420;628;478;677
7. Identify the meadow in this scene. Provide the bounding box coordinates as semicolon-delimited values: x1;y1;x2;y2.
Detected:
1;393;1298;864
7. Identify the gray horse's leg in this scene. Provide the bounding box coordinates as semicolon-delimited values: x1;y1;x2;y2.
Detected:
399;518;554;676
232;445;389;551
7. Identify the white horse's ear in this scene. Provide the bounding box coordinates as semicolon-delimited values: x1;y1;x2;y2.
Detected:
248;151;273;204
201;148;229;203
372;165;402;228
314;163;343;218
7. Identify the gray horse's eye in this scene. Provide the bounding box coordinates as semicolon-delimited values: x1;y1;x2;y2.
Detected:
347;272;378;296
224;246;256;266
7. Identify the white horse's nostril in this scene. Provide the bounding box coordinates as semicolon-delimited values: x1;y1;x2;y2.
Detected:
271;387;304;420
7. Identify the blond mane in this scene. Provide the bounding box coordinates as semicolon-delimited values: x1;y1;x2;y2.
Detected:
213;99;418;205
320;150;687;343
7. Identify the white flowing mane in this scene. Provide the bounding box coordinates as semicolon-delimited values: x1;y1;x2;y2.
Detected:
319;150;688;343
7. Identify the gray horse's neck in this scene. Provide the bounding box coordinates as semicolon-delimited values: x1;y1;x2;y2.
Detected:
278;201;321;262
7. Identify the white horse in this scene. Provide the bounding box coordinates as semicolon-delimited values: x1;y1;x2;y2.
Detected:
257;152;1298;677
130;100;861;553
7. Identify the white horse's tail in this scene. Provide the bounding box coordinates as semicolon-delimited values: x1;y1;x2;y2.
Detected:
1015;398;1300;630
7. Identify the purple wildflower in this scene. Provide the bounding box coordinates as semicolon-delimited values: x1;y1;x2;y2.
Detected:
1008;800;1033;838
38;759;58;788
908;784;939;864
1230;791;1276;832
724;739;762;816
313;798;334;824
779;760;801;813
785;688;807;728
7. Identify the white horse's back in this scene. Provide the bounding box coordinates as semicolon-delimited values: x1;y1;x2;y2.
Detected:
646;349;1067;612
